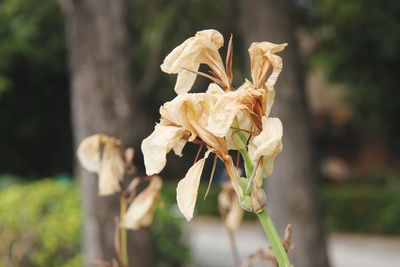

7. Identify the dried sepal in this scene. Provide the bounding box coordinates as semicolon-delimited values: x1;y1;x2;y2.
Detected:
176;151;211;221
123;176;163;230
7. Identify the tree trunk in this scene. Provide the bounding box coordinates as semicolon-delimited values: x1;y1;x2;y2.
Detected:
57;1;154;266
239;1;330;266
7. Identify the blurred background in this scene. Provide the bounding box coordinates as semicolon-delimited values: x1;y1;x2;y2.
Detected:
1;0;399;266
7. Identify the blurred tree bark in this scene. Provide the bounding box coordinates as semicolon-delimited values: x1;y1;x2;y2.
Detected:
240;1;330;266
57;0;154;266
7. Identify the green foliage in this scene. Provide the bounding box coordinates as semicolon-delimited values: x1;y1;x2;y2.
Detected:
0;179;81;267
0;0;72;176
152;204;189;267
0;179;188;267
313;0;400;145
324;185;400;234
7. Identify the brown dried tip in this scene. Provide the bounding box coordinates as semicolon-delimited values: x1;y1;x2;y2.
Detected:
283;224;294;252
226;34;233;84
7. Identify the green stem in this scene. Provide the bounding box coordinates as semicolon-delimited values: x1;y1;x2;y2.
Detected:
234;131;253;178
257;210;291;267
120;198;129;267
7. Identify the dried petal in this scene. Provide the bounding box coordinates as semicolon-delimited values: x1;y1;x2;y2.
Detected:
98;140;125;195
142;124;187;175
160;29;227;94
77;134;102;172
176;151;211;221
207;89;263;138
124;176;163;230
77;134;125;196
248;117;283;185
248;42;287;90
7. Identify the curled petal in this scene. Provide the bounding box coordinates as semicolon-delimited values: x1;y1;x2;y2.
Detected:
124;176;163;230
248;42;287;90
98;140;125;196
77;134;125;196
248;117;283;184
160;29;226;94
207;89;263;138
77;134;102;172
142;124;187;175
176;151;211;221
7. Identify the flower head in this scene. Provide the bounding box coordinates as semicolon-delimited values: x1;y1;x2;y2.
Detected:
143;29;286;220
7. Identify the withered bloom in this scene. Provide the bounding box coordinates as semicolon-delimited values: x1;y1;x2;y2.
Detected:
142;29;286;221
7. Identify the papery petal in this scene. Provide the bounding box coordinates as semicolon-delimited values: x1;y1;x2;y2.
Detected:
98;140;125;196
265;50;284;90
264;88;276;117
142;124;187;175
124;176;163;230
248;42;287;90
174;63;200;94
206;83;224;95
172;138;187;157
141;124;185;175
206;92;244;137
77;134;102;172
248;117;283;183
207;89;261;138
249;117;283;160
225;111;252;150
160;29;225;94
176;151;211;221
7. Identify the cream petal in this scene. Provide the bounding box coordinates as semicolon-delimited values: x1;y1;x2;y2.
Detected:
160;29;225;94
264;88;276;117
172;138;187;157
248;117;283;182
265;50;283;90
249;117;283;159
206;83;224;95
142;124;186;175
98;140;125;196
248;42;287;90
174;63;200;94
176;151;211;221
225;111;252;150
77;134;101;172
124;176;163;230
206;90;251;138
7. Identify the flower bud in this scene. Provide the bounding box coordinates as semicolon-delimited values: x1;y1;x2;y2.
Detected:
251;188;267;213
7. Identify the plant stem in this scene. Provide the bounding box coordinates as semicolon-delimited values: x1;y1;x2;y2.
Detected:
120;197;129;267
257;210;291;267
234;131;253;178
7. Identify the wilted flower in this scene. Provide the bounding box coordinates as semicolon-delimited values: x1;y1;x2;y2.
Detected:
77;134;125;196
124;176;163;230
142;29;286;220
